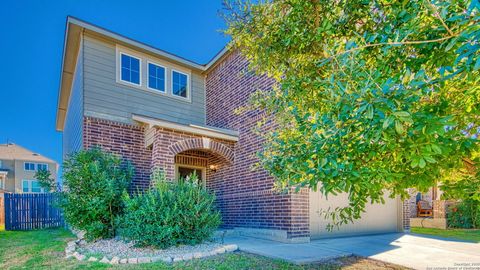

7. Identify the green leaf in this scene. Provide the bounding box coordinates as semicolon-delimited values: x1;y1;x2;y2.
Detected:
383;116;393;129
418;158;426;168
431;144;442;154
411;159;419;168
424;156;437;163
393;111;410;117
395;120;404;135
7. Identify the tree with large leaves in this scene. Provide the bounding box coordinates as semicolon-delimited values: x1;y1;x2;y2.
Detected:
224;0;479;227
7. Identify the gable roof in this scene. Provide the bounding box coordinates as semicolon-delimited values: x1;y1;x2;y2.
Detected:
0;143;57;164
56;16;230;131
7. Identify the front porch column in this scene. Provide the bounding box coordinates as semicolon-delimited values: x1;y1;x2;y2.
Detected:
150;128;176;180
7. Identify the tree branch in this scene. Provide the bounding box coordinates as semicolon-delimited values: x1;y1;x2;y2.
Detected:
327;35;458;60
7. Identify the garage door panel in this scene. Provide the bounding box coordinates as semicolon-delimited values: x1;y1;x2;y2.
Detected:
310;191;400;239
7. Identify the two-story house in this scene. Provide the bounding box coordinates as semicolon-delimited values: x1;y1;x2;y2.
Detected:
56;17;407;243
0;143;58;193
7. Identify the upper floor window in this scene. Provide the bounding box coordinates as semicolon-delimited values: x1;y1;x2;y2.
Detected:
120;53;141;85
24;162;35;171
116;46;192;102
148;62;166;92
37;163;48;171
172;70;189;99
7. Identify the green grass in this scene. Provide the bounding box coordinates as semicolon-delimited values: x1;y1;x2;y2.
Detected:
0;228;333;270
0;229;407;270
411;227;480;243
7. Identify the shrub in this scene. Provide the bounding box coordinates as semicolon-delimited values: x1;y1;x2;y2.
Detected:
61;148;133;240
117;171;221;248
448;200;480;229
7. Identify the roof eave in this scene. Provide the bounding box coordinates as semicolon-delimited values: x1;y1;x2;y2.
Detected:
55;19;82;131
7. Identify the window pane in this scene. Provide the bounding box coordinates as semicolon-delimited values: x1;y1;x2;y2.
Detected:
121;54;129;68
172;71;188;98
31;181;41;193
148;63;165;92
131;71;140;84
148;75;156;89
120;54;140;85
130;57;139;71
121;67;130;81
23;180;29;192
149;64;155;76
25;163;34;171
37;164;47;171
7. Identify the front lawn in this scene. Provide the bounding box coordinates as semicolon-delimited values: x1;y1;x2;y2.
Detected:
411;227;480;243
0;228;407;269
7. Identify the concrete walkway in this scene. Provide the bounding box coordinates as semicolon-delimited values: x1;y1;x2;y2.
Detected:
224;233;480;270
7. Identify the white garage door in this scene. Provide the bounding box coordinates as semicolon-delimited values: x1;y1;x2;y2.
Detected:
310;190;401;239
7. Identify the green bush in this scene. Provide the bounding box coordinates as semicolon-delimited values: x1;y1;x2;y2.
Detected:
117;171;221;248
448;200;480;229
61;148;133;240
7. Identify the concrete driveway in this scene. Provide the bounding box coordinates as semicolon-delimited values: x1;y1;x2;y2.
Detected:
224;233;480;270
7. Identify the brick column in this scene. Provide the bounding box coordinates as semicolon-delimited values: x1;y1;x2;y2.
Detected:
150;128;176;180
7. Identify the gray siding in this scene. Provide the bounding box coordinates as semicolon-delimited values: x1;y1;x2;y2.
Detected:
82;34;206;125
63;37;84;158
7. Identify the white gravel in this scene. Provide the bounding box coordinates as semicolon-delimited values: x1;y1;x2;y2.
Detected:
78;238;225;259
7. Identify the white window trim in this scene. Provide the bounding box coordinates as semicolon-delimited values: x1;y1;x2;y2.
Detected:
115;45;193;103
22;179;45;193
24;162;35;171
117;51;142;87
171;69;191;102
146;61;167;94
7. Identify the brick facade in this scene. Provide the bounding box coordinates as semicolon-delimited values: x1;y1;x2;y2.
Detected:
83;117;152;191
205;51;310;240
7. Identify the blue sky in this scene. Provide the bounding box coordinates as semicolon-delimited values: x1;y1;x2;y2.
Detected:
0;1;228;166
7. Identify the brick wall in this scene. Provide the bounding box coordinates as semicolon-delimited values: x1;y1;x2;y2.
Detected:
83;117;152;191
205;50;310;240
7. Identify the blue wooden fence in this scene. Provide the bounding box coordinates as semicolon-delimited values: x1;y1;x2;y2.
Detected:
4;193;64;230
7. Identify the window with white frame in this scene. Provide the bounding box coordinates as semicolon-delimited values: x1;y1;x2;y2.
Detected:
22;179;44;193
24;162;35;171
37;163;48;171
0;160;3;168
148;62;166;92
120;53;141;85
172;70;189;99
0;177;4;189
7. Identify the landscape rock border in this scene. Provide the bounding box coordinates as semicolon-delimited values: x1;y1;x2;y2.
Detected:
65;230;239;265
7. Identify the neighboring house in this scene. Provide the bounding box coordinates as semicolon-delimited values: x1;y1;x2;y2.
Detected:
0;143;58;193
56;17;407;243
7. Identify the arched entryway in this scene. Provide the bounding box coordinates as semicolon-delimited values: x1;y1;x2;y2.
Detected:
168;138;234;188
